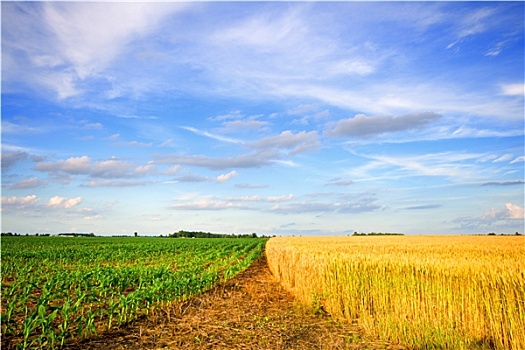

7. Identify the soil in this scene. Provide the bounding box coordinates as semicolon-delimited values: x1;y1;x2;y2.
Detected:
66;255;405;350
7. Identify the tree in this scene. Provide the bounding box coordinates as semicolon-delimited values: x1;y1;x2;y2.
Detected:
134;232;138;237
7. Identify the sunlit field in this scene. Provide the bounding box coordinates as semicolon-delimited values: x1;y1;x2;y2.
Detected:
1;236;266;349
266;235;525;349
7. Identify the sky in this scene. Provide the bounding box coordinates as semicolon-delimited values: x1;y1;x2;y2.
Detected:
1;1;524;236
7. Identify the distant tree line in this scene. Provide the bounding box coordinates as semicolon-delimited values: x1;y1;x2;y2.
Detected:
1;232;51;237
169;230;266;239
1;231;270;238
487;232;522;236
352;232;404;236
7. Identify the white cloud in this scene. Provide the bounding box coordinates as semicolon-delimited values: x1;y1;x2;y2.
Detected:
456;202;525;232
43;3;186;79
35;156;157;179
500;83;524;96
47;196;82;209
83;214;103;221
216;170;238;183
164;165;181;175
35;155;92;174
1;195;39;209
134;163;156;176
267;194;294;202
226;195;262;202
506;203;525;219
480;207;506;221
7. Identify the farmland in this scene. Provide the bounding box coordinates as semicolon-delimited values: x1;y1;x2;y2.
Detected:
1;236;266;349
266;235;525;350
3;235;524;349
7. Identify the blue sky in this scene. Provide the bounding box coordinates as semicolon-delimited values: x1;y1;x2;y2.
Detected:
2;1;524;236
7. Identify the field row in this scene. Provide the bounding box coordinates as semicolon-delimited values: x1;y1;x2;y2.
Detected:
266;236;525;350
1;237;267;349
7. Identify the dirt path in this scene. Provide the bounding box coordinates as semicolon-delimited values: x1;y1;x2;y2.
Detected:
68;255;404;349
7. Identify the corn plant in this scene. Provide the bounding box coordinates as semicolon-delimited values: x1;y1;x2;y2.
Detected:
1;236;267;349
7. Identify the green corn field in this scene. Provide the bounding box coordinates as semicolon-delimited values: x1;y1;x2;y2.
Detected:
1;236;267;349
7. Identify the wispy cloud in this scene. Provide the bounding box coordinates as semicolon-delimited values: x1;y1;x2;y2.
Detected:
446;7;496;50
269;198;381;215
351;151;494;181
326;178;354;186
482;181;524;186
2;2;189;99
510;156;524;164
1;121;42;134
492;154;514;163
180;126;243;144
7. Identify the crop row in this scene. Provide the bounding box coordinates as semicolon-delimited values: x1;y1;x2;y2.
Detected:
1;236;267;349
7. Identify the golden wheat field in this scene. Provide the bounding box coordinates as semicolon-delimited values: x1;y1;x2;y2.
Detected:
265;235;525;349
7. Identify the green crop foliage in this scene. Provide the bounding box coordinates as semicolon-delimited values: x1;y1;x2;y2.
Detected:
1;236;267;349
